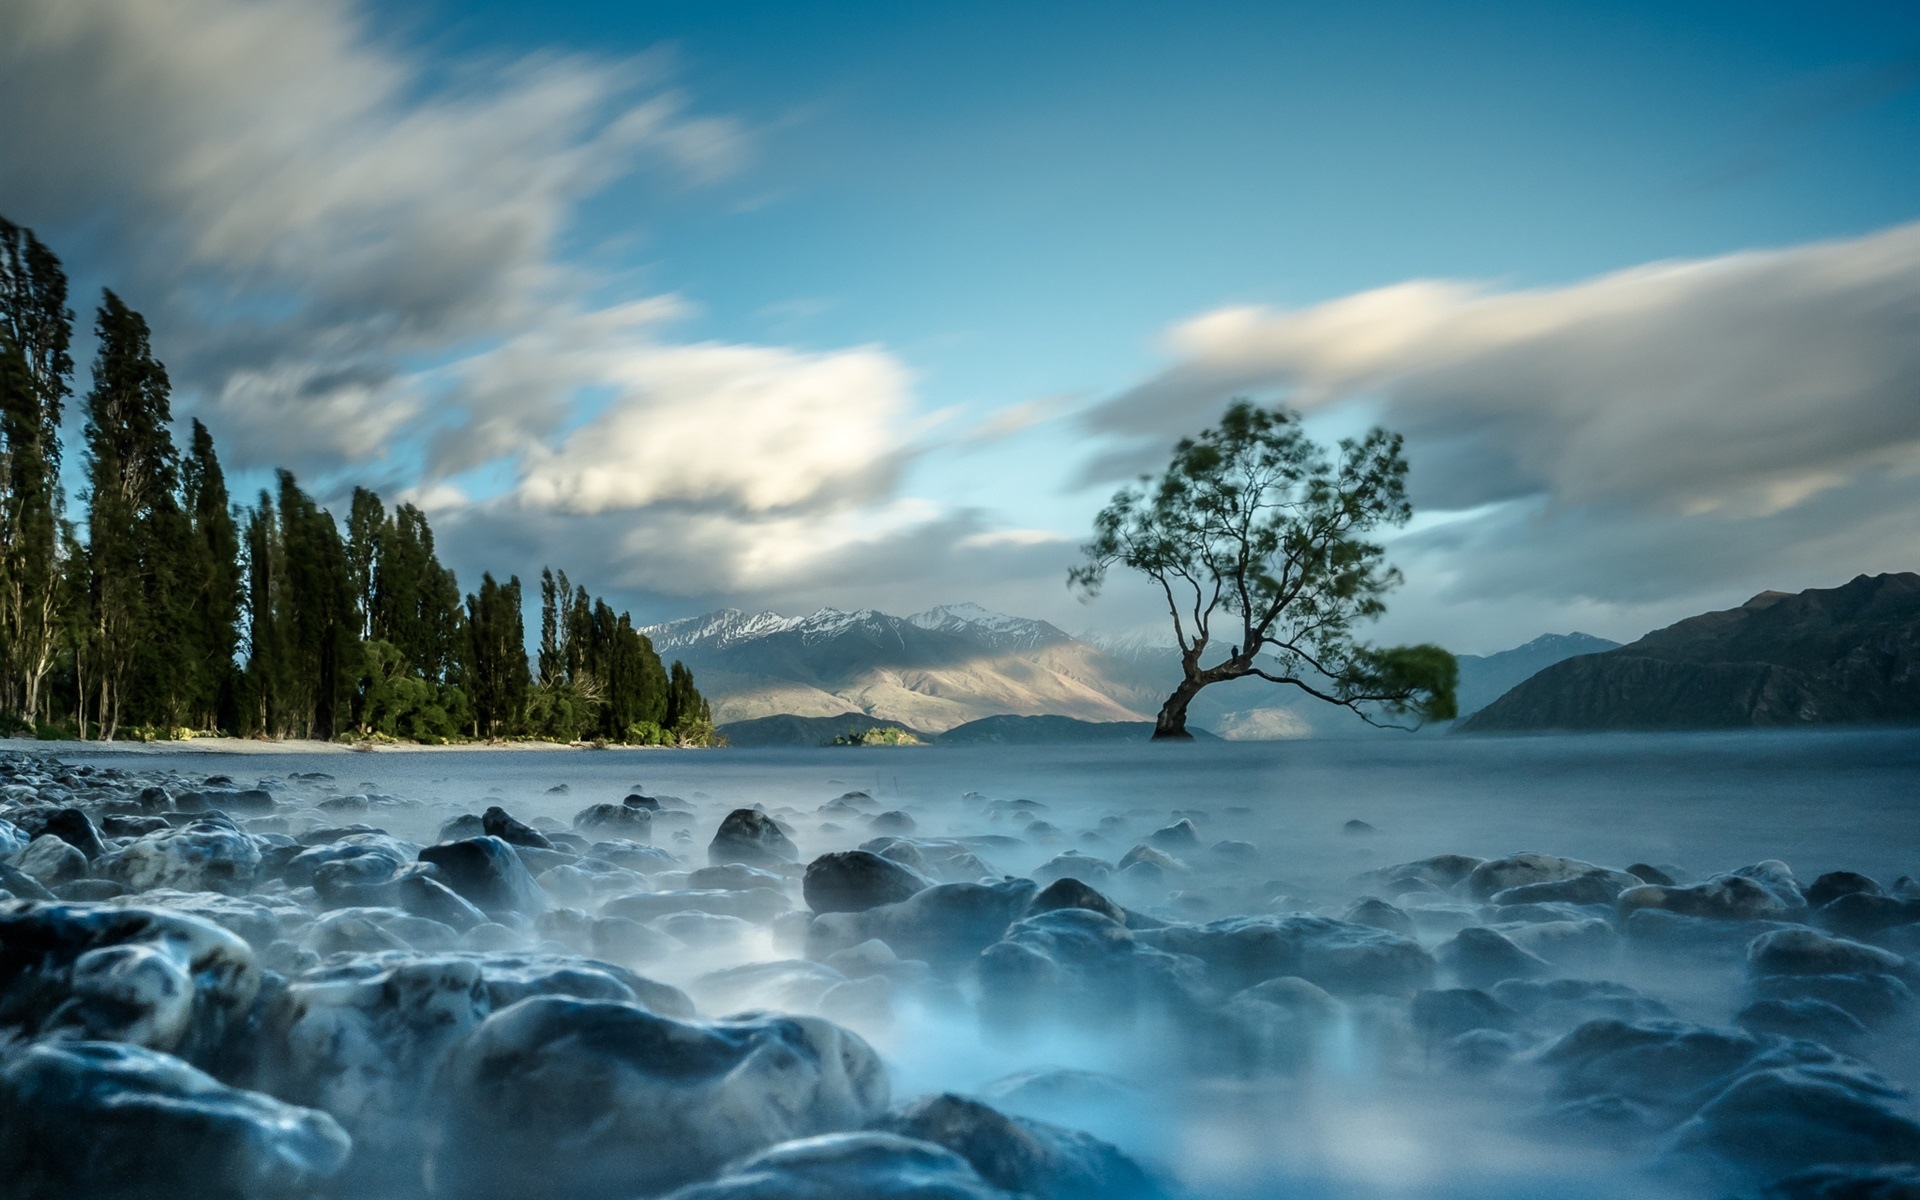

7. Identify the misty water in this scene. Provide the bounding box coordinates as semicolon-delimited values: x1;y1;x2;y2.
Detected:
54;728;1920;1199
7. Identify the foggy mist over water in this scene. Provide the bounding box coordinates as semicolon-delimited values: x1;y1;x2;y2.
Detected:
58;729;1920;1199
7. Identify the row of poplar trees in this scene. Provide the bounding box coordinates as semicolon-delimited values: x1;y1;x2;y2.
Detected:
0;216;715;745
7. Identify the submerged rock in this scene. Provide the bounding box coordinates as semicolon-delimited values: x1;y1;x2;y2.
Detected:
418;836;550;918
1671;1064;1920;1172
428;996;888;1200
710;809;800;867
880;1091;1167;1200
658;1133;1010;1200
809;879;1037;972
0;1040;350;1200
805;850;932;914
1138;914;1433;996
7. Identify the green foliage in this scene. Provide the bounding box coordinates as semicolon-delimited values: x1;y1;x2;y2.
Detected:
834;726;919;746
1071;399;1455;736
356;640;465;742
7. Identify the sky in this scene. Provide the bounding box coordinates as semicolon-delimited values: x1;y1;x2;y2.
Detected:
1;0;1917;654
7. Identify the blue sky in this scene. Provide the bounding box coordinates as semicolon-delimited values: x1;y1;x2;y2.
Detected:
2;0;1917;651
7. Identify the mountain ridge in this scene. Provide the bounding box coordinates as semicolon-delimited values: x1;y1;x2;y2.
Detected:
1461;573;1920;731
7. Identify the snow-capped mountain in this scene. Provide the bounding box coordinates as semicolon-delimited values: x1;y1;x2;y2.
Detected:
637;603;1156;732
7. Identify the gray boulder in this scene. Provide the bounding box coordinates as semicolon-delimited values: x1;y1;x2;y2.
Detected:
0;1040;349;1200
427;997;887;1200
418;836;550;918
805;850;932;914
709;809;799;867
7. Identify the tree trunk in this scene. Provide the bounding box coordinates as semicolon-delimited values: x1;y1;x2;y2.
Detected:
1153;676;1203;739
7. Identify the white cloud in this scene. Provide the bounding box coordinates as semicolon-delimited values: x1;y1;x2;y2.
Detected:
512;339;913;515
0;0;748;468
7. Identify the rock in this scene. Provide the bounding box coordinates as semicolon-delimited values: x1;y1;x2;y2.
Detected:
869;811;918;834
808;880;1038;972
1024;878;1128;926
1463;854;1636;901
14;834;87;887
1808;872;1886;911
1490;871;1636;907
39;808;108;859
865;838;995;884
1438;926;1552;987
55;879;126;900
1672;1065;1920;1172
1411;987;1519;1043
591;840;679;873
1627;863;1682;886
1737;998;1869;1047
1361;854;1485;891
427;997;888;1200
691;959;849;1013
1215;976;1345;1073
623;793;662;810
98;816;262;895
1147;819;1199;851
1139;914;1434;996
1342;820;1379;835
1748;928;1909;979
657;1133;1010;1200
438;813;485;842
262;950;691;1168
657;911;757;949
0;900;260;1063
1750;972;1915;1026
1540;1018;1852;1114
573;803;654;839
879;1091;1167;1200
0;860;54;900
689;863;789;892
975;909;1194;1028
1342;897;1414;937
805;851;932;914
482;806;553;850
397;871;489;932
591;915;682;963
107;890;284;951
1115;844;1186;874
0;1040;349;1200
1620;873;1803;922
418;836;551;918
1820;894;1920;939
1032;851;1114;887
602;888;790;924
710;809;800;867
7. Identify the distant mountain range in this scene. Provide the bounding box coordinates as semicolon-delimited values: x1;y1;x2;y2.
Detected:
717;712;1216;748
1461;573;1920;732
640;604;1163;733
646;601;1615;740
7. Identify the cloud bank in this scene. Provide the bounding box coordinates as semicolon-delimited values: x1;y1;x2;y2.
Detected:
1085;223;1920;640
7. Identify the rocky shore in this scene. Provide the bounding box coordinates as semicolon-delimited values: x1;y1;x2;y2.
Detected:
0;750;1915;1198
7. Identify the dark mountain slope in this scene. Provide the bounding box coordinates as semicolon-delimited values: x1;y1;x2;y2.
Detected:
1461;573;1920;732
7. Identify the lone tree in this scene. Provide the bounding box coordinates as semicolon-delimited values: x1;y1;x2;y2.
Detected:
1070;400;1456;739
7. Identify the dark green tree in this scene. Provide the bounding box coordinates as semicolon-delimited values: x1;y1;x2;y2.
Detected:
1069;400;1456;739
82;291;182;739
464;573;529;737
0;218;72;724
346;487;385;641
179;420;241;729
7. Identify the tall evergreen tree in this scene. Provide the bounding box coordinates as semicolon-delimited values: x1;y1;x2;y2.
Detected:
180;420;241;729
346;487;385;641
0;219;72;722
241;492;285;736
82;291;180;738
273;471;359;739
464;573;529;737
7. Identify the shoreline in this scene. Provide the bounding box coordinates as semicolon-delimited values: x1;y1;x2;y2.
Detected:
2;736;677;756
